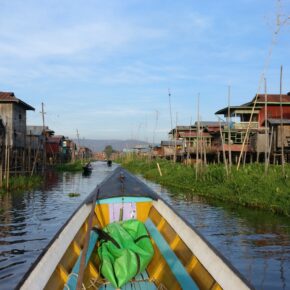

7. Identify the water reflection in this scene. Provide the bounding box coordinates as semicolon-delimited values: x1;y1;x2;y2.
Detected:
138;176;290;290
1;164;290;290
0;161;116;290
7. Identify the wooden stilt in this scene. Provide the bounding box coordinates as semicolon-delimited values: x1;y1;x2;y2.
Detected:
219;120;228;177
279;65;285;175
6;146;10;190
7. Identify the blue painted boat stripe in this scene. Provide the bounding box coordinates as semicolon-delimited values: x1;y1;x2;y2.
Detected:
64;231;99;290
145;219;199;290
96;197;152;204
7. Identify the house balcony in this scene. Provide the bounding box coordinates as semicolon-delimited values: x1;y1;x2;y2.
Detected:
232;122;259;130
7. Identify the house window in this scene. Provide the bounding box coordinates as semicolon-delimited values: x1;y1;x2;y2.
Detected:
19;114;22;120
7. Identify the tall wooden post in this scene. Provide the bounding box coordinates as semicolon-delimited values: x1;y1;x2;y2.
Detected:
227;86;232;171
0;144;3;188
76;129;80;161
219;119;228;177
22;150;25;175
4;123;8;185
6;146;10;190
195;94;200;180
28;131;31;172
41;103;46;173
168;89;174;162
279;65;285;175
173;113;178;163
186;117;192;162
264;78;269;174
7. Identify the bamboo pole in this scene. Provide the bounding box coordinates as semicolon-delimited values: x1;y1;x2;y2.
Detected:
264;78;269;174
4;124;8;181
15;149;18;174
195;94;200;180
186;118;192;163
0;148;2;188
22;150;25;175
227;86;232;170
173;113;178;163
41;102;47;173
266;126;274;171
203;135;207;166
168;89;174;162
219;119;229;177
28;131;32;172
31;144;40;176
279;65;285;175
6;146;10;190
156;162;163;176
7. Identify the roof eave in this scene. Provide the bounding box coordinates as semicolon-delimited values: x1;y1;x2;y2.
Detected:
18;100;35;111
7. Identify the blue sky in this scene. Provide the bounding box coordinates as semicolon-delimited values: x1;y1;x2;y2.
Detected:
1;0;290;142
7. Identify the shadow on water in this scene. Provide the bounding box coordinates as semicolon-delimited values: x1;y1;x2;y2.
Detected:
138;176;290;290
0;161;116;290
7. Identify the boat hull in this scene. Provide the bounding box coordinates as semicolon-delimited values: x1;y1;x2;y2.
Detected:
18;168;252;290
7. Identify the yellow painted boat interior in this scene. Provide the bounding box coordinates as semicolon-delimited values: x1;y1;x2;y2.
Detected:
44;200;222;290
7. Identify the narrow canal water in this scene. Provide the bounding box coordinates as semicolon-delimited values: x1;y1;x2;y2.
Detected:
0;162;116;290
0;162;289;290
139;177;290;290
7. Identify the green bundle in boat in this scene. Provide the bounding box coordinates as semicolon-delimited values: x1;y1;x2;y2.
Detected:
97;219;154;288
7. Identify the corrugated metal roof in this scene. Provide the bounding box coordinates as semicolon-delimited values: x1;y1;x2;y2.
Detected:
0;92;16;100
0;91;35;110
168;126;195;134
27;125;54;136
266;118;290;125
161;140;183;146
47;136;64;143
253;94;290;103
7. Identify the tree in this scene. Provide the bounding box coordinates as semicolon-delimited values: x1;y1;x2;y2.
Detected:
104;145;113;159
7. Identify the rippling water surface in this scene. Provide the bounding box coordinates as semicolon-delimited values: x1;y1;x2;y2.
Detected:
139;177;290;290
1;162;290;290
0;162;116;290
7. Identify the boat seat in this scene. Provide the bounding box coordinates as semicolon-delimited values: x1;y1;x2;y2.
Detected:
63;230;99;290
145;218;199;290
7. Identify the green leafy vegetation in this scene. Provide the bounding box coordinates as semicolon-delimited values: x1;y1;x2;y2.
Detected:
0;175;42;194
55;160;84;172
118;157;290;216
68;192;80;197
104;145;114;159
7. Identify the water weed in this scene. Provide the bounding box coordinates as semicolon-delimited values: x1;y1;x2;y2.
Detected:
118;157;290;216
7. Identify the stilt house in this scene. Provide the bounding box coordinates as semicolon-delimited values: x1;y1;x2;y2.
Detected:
215;93;290;161
0;92;35;149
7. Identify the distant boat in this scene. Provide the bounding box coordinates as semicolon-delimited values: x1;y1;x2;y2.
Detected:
17;167;252;290
107;160;112;167
83;162;93;174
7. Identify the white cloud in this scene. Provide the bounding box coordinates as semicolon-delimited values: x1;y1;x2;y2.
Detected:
0;22;128;59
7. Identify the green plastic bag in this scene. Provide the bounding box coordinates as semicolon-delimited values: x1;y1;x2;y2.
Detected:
97;219;154;288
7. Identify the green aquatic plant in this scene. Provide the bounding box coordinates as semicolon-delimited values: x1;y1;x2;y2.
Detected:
117;157;290;216
55;160;84;172
0;175;42;194
68;192;81;197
